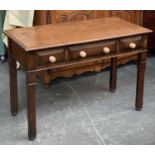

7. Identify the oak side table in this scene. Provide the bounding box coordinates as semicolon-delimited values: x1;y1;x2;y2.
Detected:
5;17;152;140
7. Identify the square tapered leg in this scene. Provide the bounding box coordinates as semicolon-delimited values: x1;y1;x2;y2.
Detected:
26;72;36;140
8;40;18;116
110;57;117;92
135;52;147;111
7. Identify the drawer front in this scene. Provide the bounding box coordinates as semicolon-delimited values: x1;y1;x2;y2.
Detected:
68;40;117;60
120;36;143;52
35;48;65;66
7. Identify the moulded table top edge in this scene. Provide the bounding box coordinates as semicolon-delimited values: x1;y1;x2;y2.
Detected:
5;17;152;52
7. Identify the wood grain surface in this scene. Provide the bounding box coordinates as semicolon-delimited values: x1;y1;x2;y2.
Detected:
5;17;152;51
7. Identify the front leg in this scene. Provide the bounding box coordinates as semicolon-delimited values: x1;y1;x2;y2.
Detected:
26;71;36;140
135;52;147;111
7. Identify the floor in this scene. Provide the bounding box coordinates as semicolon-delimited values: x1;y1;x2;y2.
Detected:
0;57;155;145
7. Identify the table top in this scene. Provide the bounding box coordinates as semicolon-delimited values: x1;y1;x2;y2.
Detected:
5;17;152;52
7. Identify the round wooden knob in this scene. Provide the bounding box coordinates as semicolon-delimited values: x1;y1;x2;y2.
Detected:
79;51;87;58
103;47;110;54
129;42;136;49
49;56;56;63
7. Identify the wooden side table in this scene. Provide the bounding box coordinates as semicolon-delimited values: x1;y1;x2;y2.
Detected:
5;17;152;140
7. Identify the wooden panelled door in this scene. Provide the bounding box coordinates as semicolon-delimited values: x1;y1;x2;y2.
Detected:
34;10;143;25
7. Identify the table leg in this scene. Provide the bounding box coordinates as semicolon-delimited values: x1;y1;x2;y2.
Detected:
110;57;117;92
135;52;147;111
26;72;36;140
9;52;18;116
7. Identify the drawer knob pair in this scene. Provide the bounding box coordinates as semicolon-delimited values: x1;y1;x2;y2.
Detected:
49;56;56;63
79;51;87;58
103;47;110;54
129;42;136;49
